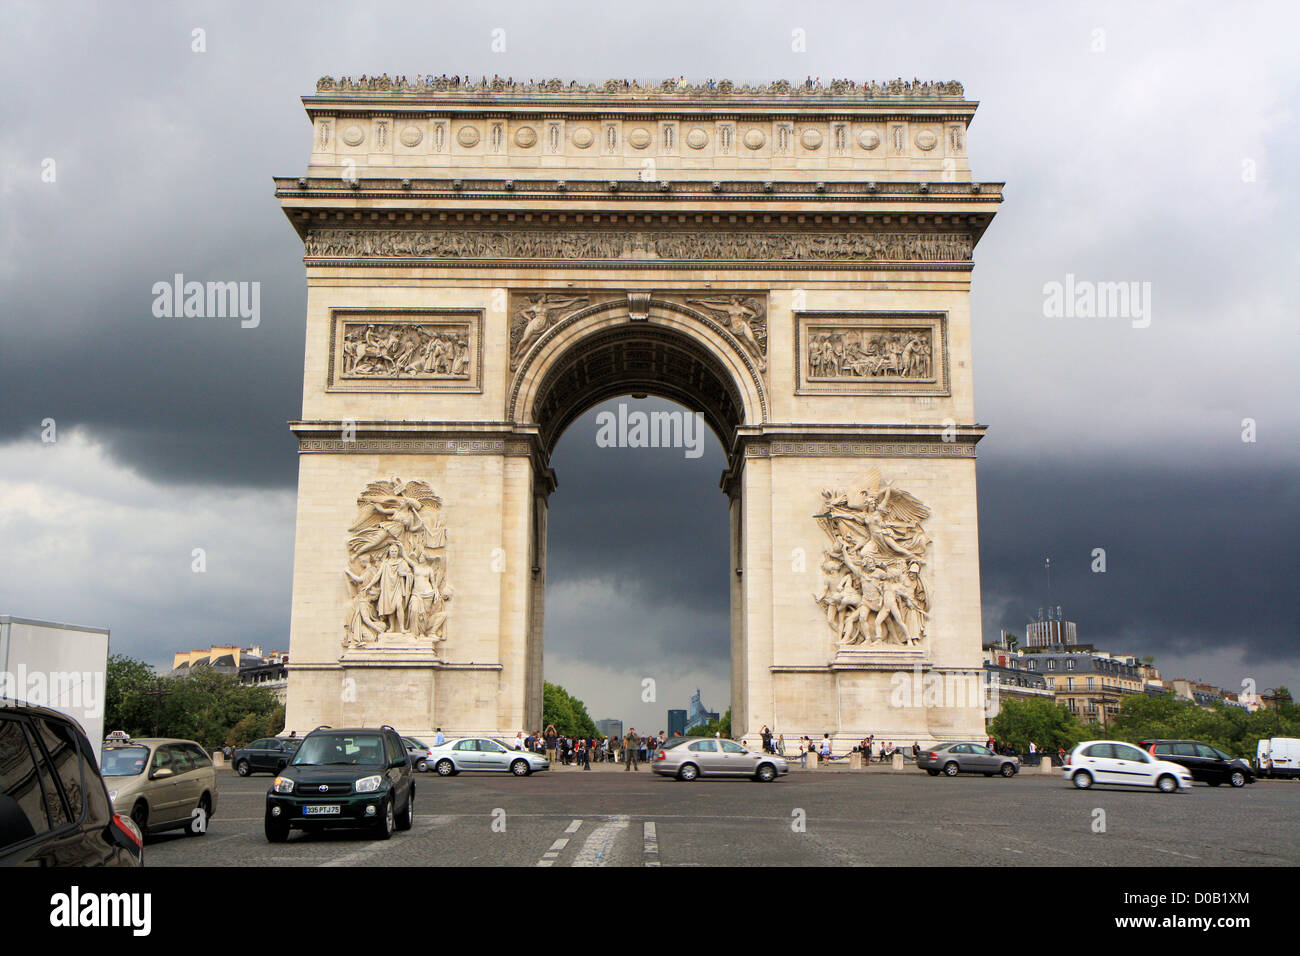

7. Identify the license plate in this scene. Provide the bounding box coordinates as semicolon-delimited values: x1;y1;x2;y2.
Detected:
303;805;341;816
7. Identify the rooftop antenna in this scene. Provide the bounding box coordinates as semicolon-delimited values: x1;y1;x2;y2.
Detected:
1044;557;1053;612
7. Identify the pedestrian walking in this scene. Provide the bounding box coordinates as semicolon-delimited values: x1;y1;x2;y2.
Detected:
624;728;639;771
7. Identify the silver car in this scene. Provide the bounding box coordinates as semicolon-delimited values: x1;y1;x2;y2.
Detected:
917;741;1020;778
652;737;789;782
427;737;550;776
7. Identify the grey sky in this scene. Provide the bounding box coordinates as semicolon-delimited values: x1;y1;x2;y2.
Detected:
2;1;1297;727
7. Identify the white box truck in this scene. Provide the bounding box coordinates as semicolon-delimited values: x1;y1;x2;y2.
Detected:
0;615;110;764
1255;737;1300;779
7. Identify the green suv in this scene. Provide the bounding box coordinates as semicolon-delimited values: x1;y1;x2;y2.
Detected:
265;725;415;842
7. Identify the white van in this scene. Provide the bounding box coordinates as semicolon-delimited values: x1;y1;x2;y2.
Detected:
1256;737;1300;778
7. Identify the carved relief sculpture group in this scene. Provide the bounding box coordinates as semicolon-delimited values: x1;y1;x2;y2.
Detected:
814;469;932;647
343;478;453;649
341;322;470;379
808;328;933;381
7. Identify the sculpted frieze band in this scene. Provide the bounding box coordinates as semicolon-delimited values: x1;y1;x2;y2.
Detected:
304;229;973;264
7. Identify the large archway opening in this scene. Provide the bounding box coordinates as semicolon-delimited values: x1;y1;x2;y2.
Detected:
520;316;758;739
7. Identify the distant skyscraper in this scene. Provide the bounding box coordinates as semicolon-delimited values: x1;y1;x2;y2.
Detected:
668;709;687;737
596;718;623;739
685;689;718;731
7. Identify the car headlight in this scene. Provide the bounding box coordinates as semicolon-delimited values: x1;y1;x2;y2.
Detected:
354;774;382;793
272;776;295;793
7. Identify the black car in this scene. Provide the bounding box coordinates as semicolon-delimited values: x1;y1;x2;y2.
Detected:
1;698;144;866
265;725;414;842
1139;739;1255;788
232;736;302;776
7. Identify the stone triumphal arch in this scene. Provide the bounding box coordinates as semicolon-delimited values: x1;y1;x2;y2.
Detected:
277;77;1002;746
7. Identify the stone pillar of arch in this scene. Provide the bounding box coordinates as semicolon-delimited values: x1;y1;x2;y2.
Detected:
276;77;1002;746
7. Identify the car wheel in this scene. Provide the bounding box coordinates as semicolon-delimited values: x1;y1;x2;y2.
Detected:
678;762;699;781
186;794;211;836
1072;770;1093;790
926;769;940;776
130;801;149;837
265;814;289;843
943;762;960;777
1000;763;1016;778
416;759;427;773
396;788;414;831
235;760;251;777
435;759;456;776
756;763;777;783
1229;771;1246;788
1157;774;1178;793
510;759;531;777
374;799;394;840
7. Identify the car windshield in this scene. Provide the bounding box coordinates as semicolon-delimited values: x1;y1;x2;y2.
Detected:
292;733;388;766
405;738;428;749
661;738;692;749
101;746;150;776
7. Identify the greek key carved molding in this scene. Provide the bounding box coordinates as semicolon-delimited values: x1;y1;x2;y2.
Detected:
745;440;976;459
299;438;532;456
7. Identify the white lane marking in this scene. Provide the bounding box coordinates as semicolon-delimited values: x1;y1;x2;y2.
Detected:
537;820;583;866
643;821;660;867
319;841;395;867
571;815;629;867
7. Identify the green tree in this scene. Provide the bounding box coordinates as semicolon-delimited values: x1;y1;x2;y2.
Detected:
988;698;1090;753
541;682;598;737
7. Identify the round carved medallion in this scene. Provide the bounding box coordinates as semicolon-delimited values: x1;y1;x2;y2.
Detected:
514;126;538;148
743;129;766;150
571;127;594;149
456;125;480;148
800;128;823;150
399;126;422;148
341;125;364;147
858;129;881;151
686;127;710;150
627;127;652;149
915;129;938;151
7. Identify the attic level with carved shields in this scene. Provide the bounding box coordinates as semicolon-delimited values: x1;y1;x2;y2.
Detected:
275;76;1002;749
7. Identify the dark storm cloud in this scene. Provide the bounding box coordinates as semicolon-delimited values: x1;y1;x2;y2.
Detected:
544;399;731;670
977;456;1300;670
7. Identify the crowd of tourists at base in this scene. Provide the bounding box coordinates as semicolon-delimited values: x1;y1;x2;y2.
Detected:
497;723;1062;769
511;725;678;770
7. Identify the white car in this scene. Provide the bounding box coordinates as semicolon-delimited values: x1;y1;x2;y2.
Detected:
1063;740;1193;793
427;737;550;776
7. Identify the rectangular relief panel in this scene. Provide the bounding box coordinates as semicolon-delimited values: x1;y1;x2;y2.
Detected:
328;308;483;393
794;311;949;397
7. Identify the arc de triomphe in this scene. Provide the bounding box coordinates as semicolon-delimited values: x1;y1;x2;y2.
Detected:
276;77;1001;745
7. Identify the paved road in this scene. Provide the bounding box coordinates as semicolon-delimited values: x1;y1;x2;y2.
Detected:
144;768;1300;867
